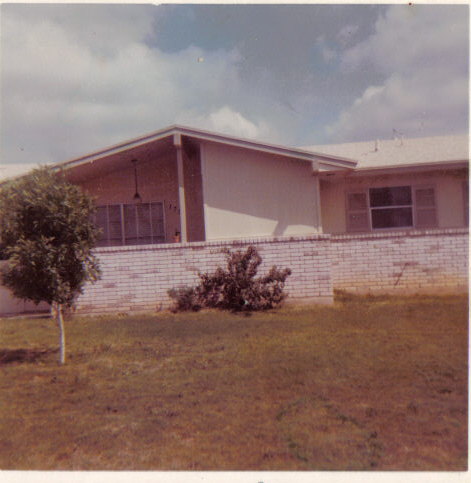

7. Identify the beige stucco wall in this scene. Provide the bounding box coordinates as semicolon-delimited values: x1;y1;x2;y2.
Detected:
320;169;468;234
200;142;321;240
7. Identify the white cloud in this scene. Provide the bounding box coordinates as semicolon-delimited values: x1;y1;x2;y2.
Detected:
327;72;468;141
342;6;467;75
352;85;385;107
177;106;275;141
2;5;468;158
4;4;156;55
327;5;468;141
1;7;276;164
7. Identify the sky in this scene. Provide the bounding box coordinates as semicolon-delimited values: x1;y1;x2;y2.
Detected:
1;3;469;166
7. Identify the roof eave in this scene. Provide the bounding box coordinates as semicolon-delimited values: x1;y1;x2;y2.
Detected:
347;159;469;176
49;124;358;174
49;125;181;173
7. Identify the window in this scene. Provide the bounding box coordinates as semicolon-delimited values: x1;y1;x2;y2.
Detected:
94;202;165;247
346;186;437;232
370;186;413;229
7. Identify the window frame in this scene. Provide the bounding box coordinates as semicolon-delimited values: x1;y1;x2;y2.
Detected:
94;201;166;247
369;185;414;231
345;184;437;233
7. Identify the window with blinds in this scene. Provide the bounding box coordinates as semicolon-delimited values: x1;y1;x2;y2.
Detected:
346;186;437;232
94;202;165;247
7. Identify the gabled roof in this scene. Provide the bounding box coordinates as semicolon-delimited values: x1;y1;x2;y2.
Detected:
52;124;357;174
4;129;467;184
1;125;358;185
302;134;469;173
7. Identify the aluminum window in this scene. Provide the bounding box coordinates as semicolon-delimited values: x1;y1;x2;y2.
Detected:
346;186;437;232
370;186;413;229
94;202;165;247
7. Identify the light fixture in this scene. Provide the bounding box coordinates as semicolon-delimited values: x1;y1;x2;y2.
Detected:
132;159;142;204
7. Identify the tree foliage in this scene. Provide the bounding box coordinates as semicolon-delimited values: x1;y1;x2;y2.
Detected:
0;167;101;363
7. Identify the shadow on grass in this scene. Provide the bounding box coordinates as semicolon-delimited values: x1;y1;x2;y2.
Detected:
0;348;58;365
333;289;392;304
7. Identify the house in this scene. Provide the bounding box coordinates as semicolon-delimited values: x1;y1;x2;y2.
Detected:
307;135;469;235
0;126;468;315
51;125;356;244
44;126;469;244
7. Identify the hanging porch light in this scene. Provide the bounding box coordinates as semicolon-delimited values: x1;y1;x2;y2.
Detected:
131;159;142;204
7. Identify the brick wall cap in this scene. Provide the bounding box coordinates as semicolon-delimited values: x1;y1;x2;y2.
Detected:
331;227;469;242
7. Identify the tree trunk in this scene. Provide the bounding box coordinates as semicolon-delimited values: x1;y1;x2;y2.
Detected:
56;303;66;364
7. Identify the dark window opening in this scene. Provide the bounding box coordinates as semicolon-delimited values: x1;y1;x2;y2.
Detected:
370;186;413;229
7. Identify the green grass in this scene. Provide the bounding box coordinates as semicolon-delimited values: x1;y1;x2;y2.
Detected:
0;293;468;470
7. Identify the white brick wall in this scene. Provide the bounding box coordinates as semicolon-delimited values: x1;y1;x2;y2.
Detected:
75;235;334;315
74;228;468;315
330;228;468;294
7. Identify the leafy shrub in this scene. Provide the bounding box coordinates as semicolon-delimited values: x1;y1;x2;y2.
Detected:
167;286;201;313
169;246;291;312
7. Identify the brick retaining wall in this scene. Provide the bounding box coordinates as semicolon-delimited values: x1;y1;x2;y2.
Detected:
75;235;334;315
330;228;468;294
2;229;467;316
63;228;469;315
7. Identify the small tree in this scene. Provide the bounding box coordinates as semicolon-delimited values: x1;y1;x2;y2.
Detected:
0;167;101;364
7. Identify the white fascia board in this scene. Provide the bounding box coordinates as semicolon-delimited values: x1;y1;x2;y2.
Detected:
313;156;357;170
347;159;469;176
176;125;330;165
50;124;357;174
50;126;180;172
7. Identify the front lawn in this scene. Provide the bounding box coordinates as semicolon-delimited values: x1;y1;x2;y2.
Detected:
0;294;467;470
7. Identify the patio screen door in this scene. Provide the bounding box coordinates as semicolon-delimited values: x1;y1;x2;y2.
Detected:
95;202;165;246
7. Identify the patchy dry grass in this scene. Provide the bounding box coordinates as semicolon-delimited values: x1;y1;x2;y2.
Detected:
0;293;467;470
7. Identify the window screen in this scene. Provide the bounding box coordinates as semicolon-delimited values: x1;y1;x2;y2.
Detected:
369;186;412;207
369;186;413;229
94;202;165;246
108;205;123;246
